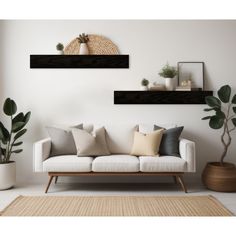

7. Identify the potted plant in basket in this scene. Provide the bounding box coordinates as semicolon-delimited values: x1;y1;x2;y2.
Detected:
158;63;177;91
77;33;89;55
202;85;236;192
0;98;31;190
141;78;149;91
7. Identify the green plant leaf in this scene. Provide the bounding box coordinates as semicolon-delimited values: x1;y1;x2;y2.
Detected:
202;116;212;120
232;95;236;104
0;122;10;141
209;115;224;129
12;122;25;133
216;110;225;119
14;129;27;141
217;85;231;103
233;107;236;114
232;118;236;127
12;141;23;146
1;148;6;155
0;127;4;140
205;96;221;108
12;112;24;123
11;149;23;154
203;108;216;112
3;98;17;116
23;112;31;124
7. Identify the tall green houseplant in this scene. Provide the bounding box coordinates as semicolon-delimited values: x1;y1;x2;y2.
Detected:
202;85;236;165
0;98;31;163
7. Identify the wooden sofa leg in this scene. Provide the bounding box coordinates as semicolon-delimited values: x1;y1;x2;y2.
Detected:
55;176;58;184
173;176;177;184
177;175;187;193
45;175;54;193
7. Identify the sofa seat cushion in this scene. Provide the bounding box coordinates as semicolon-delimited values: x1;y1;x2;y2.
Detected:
43;155;93;172
92;155;139;172
139;156;187;172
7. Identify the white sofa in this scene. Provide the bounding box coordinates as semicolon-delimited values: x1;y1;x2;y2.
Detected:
33;124;196;193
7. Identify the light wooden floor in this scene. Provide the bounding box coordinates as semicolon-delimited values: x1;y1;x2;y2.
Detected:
1;182;236;215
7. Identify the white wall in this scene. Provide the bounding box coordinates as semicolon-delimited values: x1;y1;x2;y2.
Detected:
0;20;236;184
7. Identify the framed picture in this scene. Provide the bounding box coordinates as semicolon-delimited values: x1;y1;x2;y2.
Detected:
178;62;204;90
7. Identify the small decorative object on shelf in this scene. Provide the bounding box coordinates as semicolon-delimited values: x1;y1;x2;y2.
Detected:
141;78;149;91
56;43;64;55
202;85;236;192
178;62;204;90
149;83;166;91
175;86;191;91
159;63;177;91
0;98;31;190
176;79;191;91
77;33;89;55
64;34;119;55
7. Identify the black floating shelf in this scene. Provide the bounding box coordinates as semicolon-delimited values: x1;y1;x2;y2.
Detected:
30;55;129;69
114;91;213;104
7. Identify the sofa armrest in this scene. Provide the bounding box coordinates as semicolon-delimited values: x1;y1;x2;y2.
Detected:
179;138;196;172
33;138;51;172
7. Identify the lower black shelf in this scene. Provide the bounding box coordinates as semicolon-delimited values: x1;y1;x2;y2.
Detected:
114;91;213;104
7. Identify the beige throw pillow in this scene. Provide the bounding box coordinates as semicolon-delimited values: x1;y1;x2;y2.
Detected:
72;127;111;156
130;129;164;156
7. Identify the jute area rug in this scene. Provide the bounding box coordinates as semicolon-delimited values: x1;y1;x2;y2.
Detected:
0;195;233;216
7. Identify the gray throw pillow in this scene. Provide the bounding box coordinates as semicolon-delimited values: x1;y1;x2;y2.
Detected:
46;124;83;157
154;125;184;157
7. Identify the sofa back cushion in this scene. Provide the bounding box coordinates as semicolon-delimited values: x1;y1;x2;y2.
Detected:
104;124;138;154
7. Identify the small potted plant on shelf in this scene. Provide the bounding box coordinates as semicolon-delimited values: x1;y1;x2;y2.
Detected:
158;63;177;91
0;98;31;190
202;85;236;192
56;43;64;55
77;33;89;55
141;78;149;91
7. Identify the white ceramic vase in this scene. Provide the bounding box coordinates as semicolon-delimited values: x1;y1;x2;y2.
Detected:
79;43;89;55
0;162;16;190
165;77;175;91
141;85;148;91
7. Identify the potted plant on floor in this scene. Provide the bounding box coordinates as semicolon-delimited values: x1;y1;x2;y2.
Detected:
159;63;177;91
202;85;236;192
0;98;31;190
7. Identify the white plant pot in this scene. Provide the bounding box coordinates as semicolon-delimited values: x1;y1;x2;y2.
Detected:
0;162;16;190
58;50;64;55
165;78;175;91
79;43;89;55
141;85;148;91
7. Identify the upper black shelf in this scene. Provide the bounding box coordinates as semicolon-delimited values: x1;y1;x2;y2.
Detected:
30;55;129;69
114;90;213;104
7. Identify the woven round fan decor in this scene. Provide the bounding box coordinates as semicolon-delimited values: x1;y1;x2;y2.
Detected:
64;34;119;55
